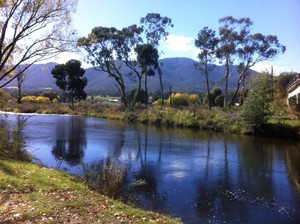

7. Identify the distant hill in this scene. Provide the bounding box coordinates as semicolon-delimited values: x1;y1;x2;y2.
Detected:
3;57;252;95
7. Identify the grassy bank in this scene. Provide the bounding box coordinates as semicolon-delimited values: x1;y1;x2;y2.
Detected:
2;99;300;139
77;102;300;139
0;159;181;223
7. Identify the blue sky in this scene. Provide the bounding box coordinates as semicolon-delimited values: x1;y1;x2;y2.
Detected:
66;0;300;74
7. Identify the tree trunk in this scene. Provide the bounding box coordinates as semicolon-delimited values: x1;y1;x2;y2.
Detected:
130;76;142;109
230;76;243;106
145;74;148;107
71;90;74;110
205;64;211;110
158;67;164;106
223;57;229;107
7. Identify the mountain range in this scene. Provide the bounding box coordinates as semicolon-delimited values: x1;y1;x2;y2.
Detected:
3;57;251;95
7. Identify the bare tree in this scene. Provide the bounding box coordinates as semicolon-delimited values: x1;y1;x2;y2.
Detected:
0;0;77;87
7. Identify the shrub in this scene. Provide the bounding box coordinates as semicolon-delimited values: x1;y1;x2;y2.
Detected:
21;96;51;104
21;96;36;103
241;74;273;133
167;93;199;107
36;96;51;103
0;118;31;161
173;109;196;127
188;94;199;104
203;87;223;107
215;95;224;107
0;89;12;108
52;98;59;104
172;93;189;107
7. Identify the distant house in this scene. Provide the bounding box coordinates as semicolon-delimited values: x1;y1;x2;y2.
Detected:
287;73;300;105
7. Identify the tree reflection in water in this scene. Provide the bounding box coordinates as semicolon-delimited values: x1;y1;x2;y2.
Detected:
52;116;86;165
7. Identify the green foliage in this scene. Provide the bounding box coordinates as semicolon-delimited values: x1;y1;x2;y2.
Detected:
42;92;59;102
204;87;223;107
215;95;224;107
127;88;148;105
241;74;273;132
195;27;218;109
52;98;59;104
51;59;87;109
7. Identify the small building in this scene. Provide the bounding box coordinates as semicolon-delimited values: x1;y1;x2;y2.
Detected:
287;73;300;106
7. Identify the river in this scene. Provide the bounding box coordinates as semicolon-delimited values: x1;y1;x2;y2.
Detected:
3;113;300;224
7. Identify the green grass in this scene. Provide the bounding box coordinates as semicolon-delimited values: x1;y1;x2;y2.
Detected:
0;159;182;223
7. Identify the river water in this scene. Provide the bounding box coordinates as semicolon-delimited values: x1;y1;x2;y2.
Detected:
3;113;300;223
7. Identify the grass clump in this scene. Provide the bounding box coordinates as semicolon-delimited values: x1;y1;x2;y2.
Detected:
81;158;128;198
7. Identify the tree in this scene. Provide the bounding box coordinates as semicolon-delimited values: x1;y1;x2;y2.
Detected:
51;59;87;109
217;16;253;107
77;25;143;108
135;44;159;106
195;27;219;110
0;0;77;87
241;73;273;132
140;13;173;106
204;87;222;107
230;32;286;105
78;13;173;109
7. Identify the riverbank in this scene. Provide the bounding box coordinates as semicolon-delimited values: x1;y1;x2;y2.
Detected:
0;159;181;223
2;100;300;139
78;103;300;139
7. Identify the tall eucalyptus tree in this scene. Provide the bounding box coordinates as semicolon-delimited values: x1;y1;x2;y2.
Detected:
217;16;252;107
231;33;285;105
140;13;173;106
195;27;219;110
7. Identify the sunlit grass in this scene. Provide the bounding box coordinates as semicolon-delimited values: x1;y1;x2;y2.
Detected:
0;159;182;223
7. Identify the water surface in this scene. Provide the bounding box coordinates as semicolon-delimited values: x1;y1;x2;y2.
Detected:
4;114;300;224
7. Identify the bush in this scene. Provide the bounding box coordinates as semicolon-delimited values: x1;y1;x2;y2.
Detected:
52;98;59;104
215;95;224;107
0;89;11;108
21;96;51;104
36;96;51;103
241;74;273;133
0;118;31;161
21;96;36;103
203;87;223;107
127;88;147;105
167;93;199;107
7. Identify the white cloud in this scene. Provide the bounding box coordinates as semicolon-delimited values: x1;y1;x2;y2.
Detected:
163;35;198;59
252;63;290;75
164;35;194;52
